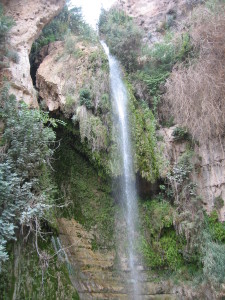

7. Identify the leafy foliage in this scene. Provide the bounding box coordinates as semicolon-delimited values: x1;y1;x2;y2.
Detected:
172;126;190;142
167;148;225;286
99;8;193;117
0;86;57;270
0;237;79;299
202;232;225;285
127;81;160;182
208;211;225;243
0;4;18;69
0;4;14;43
139;199;185;270
79;88;93;109
99;8;143;71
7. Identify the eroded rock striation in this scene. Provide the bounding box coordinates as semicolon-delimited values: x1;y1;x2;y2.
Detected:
58;218;179;300
2;0;65;106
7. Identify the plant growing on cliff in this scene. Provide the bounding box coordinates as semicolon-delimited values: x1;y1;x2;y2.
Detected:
99;8;143;71
79;88;93;110
0;4;16;70
127;81;160;182
30;4;97;75
76;106;107;152
0;4;14;43
139;199;185;270
164;3;225;142
0;85;57;271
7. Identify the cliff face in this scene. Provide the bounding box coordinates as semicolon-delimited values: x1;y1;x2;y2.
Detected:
2;0;65;106
159;127;225;221
119;0;225;220
58;218;179;300
118;0;201;41
36;39;109;113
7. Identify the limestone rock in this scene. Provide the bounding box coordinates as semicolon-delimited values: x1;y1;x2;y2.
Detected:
158;126;225;221
2;0;65;106
36;38;109;113
57;218;179;300
117;0;202;42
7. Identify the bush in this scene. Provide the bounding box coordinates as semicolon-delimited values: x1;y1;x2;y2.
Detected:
132;32;192;118
99;8;143;71
164;4;225;142
79;88;93;109
172;126;190;142
6;49;19;63
0;4;17;69
0;4;14;43
0;85;57;271
208;211;225;243
129;84;160;182
214;196;224;210
99;93;110;114
139;199;185;270
202;233;225;284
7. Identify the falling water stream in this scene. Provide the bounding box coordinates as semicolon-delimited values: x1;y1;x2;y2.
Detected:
101;42;141;299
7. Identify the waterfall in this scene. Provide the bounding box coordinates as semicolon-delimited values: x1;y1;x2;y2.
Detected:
101;42;141;299
51;236;73;275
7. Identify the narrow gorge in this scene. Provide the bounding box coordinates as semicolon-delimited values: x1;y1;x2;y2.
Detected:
0;0;225;299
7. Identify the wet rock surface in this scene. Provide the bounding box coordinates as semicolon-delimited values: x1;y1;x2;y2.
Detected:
58;218;179;300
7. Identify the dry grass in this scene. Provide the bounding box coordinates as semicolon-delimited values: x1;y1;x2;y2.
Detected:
163;3;225;143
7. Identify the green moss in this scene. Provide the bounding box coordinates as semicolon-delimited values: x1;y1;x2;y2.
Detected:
0;237;79;300
53;127;116;248
126;80;160;182
138;199;187;271
208;210;225;243
62;120;112;177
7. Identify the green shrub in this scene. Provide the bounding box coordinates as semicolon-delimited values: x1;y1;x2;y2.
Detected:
0;4;17;68
128;81;160;182
172;126;190;142
65;35;75;54
202;233;225;284
139;199;185;270
0;85;58;270
79;88;93;109
214;196;224;210
0;4;14;43
99;93;110;114
99;8;143;71
177;33;192;62
208;211;225;243
65;94;75;108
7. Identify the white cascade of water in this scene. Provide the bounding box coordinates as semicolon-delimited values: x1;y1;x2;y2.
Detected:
51;236;73;275
101;41;141;299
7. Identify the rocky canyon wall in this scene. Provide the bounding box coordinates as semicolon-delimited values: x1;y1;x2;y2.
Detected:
1;0;65;106
118;0;225;220
117;0;202;42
